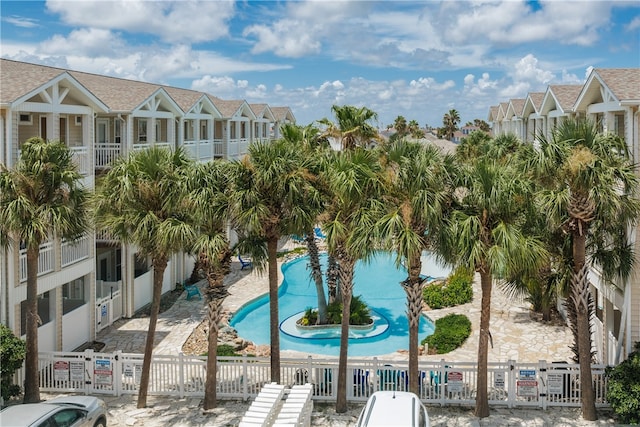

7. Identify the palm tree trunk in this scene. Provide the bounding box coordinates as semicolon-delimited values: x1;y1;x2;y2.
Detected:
267;237;281;383
23;247;40;403
335;255;355;413
474;270;492;418
305;231;328;324
572;231;597;420
327;255;338;304
204;299;222;409
137;257;168;408
403;252;425;395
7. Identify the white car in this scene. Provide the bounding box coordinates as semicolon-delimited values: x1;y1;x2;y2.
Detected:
0;395;107;427
356;391;430;427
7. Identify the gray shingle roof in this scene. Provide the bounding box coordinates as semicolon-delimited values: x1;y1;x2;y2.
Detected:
595;68;640;101
1;59;66;103
548;85;582;111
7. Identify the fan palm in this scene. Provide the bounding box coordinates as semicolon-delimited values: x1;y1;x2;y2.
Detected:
442;157;547;418
527;118;640;420
186;159;234;409
0;137;90;403
93;146;196;408
318;105;381;150
377;141;454;394
230;139;321;383
320;148;386;412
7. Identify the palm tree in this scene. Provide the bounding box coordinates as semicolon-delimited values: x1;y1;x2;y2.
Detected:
187;159;234;410
377;141;454;394
321;148;386;412
93;146;196;408
407;119;424;140
393;115;408;138
318;105;380;150
230;139;321;383
442;109;460;141
442;156;547;418
0;137;89;403
281;123;329;324
528;118;640;420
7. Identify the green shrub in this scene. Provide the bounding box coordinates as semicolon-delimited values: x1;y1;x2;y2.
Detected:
605;342;640;424
301;295;372;326
421;313;471;354
216;344;241;357
423;267;473;309
1;324;26;401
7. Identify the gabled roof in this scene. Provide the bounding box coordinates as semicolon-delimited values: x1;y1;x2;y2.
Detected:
208;96;256;119
575;68;640;111
505;99;526;118
540;85;582;115
164;86;221;117
522;92;545;117
271;106;296;123
250;103;276;121
0;59;108;112
487;105;499;122
496;102;509;120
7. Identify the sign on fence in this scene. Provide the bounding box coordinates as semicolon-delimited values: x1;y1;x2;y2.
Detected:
494;371;505;389
519;369;536;380
517;380;538;397
94;359;113;385
547;373;565;395
70;361;85;382
54;361;69;381
447;371;464;392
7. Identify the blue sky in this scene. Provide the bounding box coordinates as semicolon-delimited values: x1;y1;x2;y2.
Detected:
1;1;639;128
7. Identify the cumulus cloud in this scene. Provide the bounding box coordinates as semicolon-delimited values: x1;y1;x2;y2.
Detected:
40;28;126;57
46;0;235;43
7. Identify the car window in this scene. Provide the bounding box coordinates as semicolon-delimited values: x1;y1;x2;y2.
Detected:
49;408;84;427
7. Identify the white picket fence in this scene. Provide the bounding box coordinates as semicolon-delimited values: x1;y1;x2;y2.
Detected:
16;351;609;410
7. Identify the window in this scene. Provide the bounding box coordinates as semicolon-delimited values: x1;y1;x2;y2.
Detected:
19;113;32;125
62;277;86;314
114;119;122;144
200;121;208;140
138;119;147;142
75;115;82;126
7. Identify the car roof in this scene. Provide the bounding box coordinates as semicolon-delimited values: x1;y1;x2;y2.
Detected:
358;391;424;427
1;403;59;426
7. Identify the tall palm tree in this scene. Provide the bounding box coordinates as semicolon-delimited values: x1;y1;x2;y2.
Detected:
407;119;424;140
0;137;89;403
93;146;196;408
321;148;386;413
442;109;460;141
318;105;381;150
281;123;329;324
187;159;234;410
230;139;321;383
442;156;547;418
377;141;454;394
528;118;640;420
393;115;408;138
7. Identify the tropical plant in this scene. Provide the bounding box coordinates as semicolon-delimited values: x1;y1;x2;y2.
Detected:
527;118;640;420
0;137;90;403
422;313;472;354
1;324;26;401
318;105;381;150
186;159;234;410
408;119;424;140
423;267;474;309
441;109;460;141
377;140;454;395
93;146;196;408
441;156;548;418
393;115;408;138
230;138;321;383
605;342;640;424
320;148;385;412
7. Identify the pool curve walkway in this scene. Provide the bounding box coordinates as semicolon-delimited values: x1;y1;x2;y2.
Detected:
88;251;616;426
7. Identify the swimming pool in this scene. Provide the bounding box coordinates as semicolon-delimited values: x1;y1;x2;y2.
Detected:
230;251;451;357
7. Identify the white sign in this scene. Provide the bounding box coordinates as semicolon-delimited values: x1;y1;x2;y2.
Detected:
547;373;565;395
447;371;464;393
494;372;505;389
54;361;69;382
94;358;112;385
70;361;85;382
517;380;538;397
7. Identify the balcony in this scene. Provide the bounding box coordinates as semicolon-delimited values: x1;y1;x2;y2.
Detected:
95;143;121;169
61;235;91;268
19;242;54;282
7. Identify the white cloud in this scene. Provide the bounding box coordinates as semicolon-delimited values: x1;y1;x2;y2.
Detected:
40;28;126;57
46;0;235;43
512;54;555;85
627;16;640;31
2;15;40;28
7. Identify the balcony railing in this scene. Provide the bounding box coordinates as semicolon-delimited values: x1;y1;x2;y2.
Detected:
19;241;55;282
95;143;121;169
61;235;90;267
69;147;90;175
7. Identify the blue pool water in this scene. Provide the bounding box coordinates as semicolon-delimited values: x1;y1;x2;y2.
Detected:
230;252;450;356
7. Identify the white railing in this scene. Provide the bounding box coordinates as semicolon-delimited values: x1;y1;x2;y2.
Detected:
132;142;172;151
95;143;121;168
61;235;90;267
95;229;117;242
19;242;55;282
69;146;90;175
20;352;609;410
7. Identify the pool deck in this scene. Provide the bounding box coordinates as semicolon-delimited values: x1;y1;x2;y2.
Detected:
88;247;611;426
